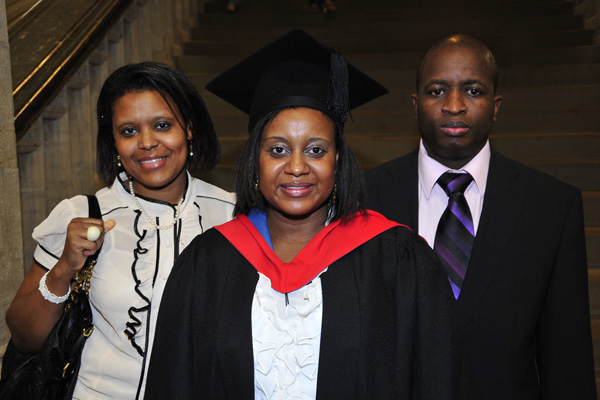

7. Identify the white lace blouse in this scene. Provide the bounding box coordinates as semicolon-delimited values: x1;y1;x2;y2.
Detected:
252;271;326;400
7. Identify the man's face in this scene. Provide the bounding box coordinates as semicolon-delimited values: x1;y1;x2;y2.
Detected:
412;45;502;169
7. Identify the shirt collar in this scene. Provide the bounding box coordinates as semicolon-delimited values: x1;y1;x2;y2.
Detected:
418;140;490;199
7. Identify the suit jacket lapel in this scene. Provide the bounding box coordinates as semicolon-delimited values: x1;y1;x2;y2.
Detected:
457;150;526;324
376;149;420;230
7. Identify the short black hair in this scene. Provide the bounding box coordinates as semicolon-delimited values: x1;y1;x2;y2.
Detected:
96;62;220;185
416;34;499;94
232;107;366;222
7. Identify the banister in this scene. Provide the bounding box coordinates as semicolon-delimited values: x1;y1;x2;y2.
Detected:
10;0;134;141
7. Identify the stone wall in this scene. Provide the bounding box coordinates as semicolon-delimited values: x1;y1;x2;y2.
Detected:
0;0;24;362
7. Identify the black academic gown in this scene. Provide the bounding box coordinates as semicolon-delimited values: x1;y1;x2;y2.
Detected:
145;224;481;399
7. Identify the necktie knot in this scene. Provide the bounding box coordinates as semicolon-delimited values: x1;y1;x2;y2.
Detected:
437;172;473;197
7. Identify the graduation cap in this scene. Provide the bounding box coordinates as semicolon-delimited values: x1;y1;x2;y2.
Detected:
205;28;389;133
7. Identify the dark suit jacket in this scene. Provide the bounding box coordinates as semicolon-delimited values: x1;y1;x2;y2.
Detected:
365;148;596;400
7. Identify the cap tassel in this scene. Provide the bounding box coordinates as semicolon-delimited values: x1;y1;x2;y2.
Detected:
327;51;353;123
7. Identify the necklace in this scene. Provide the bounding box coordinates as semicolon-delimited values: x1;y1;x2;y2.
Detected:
128;180;184;230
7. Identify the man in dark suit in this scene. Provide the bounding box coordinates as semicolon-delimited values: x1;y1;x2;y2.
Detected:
365;34;596;399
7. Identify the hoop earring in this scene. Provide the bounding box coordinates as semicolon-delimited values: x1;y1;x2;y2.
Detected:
117;155;122;168
189;142;194;157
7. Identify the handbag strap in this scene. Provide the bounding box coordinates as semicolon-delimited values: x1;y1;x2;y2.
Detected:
69;195;102;298
83;194;102;266
86;194;101;220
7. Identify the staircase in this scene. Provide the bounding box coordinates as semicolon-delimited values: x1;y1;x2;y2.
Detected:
178;0;600;391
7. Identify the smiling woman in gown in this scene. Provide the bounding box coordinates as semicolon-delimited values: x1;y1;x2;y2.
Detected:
144;30;480;400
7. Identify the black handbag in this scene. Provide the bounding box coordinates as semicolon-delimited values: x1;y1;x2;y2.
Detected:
0;195;101;400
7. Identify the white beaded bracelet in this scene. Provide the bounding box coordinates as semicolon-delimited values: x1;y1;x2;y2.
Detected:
38;271;71;304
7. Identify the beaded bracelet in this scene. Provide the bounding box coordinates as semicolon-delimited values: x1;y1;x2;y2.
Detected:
38;271;71;304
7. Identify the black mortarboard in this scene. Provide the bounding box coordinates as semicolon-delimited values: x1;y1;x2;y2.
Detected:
205;28;389;133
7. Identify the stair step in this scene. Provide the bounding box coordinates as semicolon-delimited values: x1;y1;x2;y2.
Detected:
491;110;600;134
186;29;595;55
499;64;600;87
200;1;575;24
177;45;600;73
191;15;584;42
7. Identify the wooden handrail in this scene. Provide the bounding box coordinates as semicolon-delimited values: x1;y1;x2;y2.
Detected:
10;0;134;141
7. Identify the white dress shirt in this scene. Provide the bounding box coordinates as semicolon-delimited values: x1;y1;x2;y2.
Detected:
417;140;490;248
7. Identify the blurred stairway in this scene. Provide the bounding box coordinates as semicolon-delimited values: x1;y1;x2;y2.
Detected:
178;0;600;391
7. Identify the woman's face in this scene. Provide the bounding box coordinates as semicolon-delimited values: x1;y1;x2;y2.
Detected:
259;107;338;223
113;90;191;203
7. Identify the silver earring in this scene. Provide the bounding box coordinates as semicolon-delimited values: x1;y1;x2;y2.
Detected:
189;142;194;157
117;155;122;168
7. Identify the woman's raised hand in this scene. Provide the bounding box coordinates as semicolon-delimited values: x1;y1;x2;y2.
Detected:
58;218;116;275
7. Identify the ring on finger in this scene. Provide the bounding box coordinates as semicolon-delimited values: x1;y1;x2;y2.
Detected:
87;226;101;241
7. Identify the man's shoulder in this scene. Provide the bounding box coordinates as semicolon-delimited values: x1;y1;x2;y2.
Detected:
491;150;580;195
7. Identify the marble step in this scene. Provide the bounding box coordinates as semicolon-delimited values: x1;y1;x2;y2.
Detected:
191;15;585;42
176;45;600;73
186;29;595;56
200;1;574;24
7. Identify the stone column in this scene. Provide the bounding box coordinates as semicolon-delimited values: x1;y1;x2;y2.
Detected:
0;0;25;361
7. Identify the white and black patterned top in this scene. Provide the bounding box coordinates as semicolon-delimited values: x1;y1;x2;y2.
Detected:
32;171;235;400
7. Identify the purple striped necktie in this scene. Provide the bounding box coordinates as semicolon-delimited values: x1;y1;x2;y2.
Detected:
434;172;475;299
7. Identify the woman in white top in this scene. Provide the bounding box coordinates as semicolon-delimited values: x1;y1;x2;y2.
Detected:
5;62;235;399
